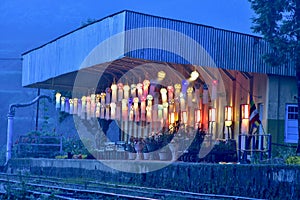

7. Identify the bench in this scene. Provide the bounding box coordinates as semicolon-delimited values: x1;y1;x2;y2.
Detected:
16;135;63;158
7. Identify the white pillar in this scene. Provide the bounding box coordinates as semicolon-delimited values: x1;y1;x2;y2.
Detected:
6;113;14;164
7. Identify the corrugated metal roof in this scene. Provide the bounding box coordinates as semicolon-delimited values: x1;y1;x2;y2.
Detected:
124;11;295;76
22;10;295;88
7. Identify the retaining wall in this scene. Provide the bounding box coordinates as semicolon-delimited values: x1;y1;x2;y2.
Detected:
7;158;300;199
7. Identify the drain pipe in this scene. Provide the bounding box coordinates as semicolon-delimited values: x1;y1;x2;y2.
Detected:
5;95;52;165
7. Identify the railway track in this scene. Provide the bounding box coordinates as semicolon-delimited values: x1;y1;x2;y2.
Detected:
0;173;264;200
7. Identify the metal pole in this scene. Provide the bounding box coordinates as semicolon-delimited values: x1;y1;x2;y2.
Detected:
6;113;15;164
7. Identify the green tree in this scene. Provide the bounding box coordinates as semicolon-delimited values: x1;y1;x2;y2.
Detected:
248;0;300;154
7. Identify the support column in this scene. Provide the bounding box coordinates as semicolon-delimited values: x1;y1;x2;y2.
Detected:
6;113;14;164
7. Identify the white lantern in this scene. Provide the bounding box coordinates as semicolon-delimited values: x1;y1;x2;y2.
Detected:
123;84;130;100
111;83;117;103
160;88;168;103
55;92;61;109
136;83;143;99
117;83;124;102
60;96;66;112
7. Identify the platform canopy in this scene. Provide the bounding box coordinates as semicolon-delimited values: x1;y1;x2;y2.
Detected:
22;10;295;92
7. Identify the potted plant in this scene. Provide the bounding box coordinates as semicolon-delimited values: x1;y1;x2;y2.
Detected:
134;137;145;160
125;137;136;160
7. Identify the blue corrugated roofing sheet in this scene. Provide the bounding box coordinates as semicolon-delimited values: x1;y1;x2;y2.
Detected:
124;11;294;76
22;10;295;88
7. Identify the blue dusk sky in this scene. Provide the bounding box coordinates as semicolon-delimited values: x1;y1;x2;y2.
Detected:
0;0;256;58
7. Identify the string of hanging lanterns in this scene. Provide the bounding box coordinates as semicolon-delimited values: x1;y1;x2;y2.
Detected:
55;70;219;138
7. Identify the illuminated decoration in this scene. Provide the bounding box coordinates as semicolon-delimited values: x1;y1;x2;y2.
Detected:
160;88;167;103
86;96;91;120
73;98;78;115
69;99;74;114
194;109;201;129
128;97;133;121
241;104;250;134
133;97;140;122
100;93;106;119
179;93;186;111
105;105;109;120
189;70;199;81
163;102;169;121
111;83;117;103
81;96;86;119
96;102;100;118
170;112;175;124
209;108;216;122
117;83;124;102
91;94;96;118
202;84;209;104
55;92;61;109
136;83;143;99
143;80;150;97
211;80;218;101
105;88;111;104
131;84;137;97
146;105;152;122
158;104;163;120
123;84;130;99
140;96;146;121
122;99;128;121
110;102;116;119
181;80;189;95
78;99;82;116
241;104;250;119
157;70;166;81
187;87;193;107
116;103;121;120
182;111;188;124
225;106;233;126
96;94;100;104
65;98;70;113
60;97;66;112
167;86;174;101
174;84;181;98
147;95;153;106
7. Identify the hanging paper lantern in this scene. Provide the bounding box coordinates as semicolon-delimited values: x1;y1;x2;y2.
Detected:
60;96;66;112
180;93;186;111
163;102;169;121
105;88;111;105
167;86;174;102
69;99;74;114
105;105;110;120
107;103;113;120
174;83;181;99
140;96;146;121
117;83;124;102
96;102;100;118
65;98;70;113
55;92;61;109
73;98;78;115
133;97;140;122
86;96;91;120
81;96;86;119
187;87;193;107
181;79;189;96
130;84;137;97
160;88;168;103
136;83;143;100
123;84;130;100
122;99;128;121
111;83;117;103
91;94;96;118
143;80;150;97
202;84;208;104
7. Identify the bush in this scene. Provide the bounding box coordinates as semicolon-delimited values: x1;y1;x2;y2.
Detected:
286;156;300;165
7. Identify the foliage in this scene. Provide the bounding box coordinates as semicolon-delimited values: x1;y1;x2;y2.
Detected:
0;145;6;166
249;0;300;153
286;156;300;164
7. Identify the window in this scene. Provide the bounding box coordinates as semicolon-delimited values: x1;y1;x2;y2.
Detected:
285;104;299;143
